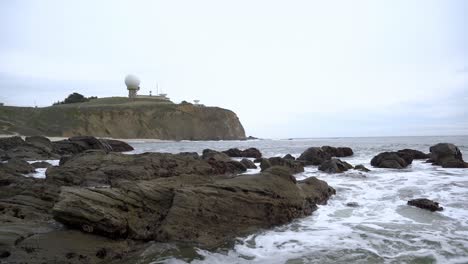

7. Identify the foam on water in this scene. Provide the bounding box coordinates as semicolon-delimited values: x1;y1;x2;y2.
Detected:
142;136;468;264
26;159;59;178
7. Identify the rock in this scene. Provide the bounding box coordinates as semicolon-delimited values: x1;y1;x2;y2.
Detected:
240;158;257;169
283;154;295;160
0;149;8;161
260;157;304;174
346;202;359;207
321;146;354;157
46;151;221;186
4;158;35;174
31;161;52;169
318;159;353;173
99;139;134;152
397;149;429;160
429;143;467;168
223;148;262;159
222;148;242;157
298;147;331;165
354;164;370;172
69;136;112;152
253;158;263;163
25;136;53;152
52;166;334;247
407;198;443;212
370;152;413;169
241;148;262;159
202;149;231;161
0;136;25;150
178;152;200;159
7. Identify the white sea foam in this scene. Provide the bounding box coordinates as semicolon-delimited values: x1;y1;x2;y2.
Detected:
149;136;468;263
26;159;59;179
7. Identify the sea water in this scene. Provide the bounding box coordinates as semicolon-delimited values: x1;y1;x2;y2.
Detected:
31;136;468;263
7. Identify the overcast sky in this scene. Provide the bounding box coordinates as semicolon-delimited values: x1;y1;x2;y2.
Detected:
1;0;467;138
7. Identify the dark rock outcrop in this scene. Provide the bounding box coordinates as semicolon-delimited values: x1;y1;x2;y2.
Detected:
100;139;134;152
321;146;354;157
354;164;371;172
397;149;429;160
240;158;257;169
223;148;262;159
0;136;58;161
428;143;467;168
202;149;231;161
407;198;443;212
283;154;295;160
298;146;353;165
52;166;334;247
318;159;353;173
31;161;52;169
260;157;304;174
370;152;413;169
4;158;35;174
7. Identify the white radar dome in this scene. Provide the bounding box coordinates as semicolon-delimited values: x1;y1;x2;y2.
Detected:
125;74;140;90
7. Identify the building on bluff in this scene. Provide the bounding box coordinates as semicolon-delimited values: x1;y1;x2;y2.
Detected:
124;74;170;101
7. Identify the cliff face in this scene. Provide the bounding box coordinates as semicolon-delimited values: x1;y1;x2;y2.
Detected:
0;98;246;140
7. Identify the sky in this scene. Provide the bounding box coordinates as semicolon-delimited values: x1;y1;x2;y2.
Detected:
0;0;467;138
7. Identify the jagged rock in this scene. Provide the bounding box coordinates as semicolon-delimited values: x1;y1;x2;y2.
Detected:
178;152;200;159
0;149;8;161
260;157;304;174
0;136;58;161
321;146;354;157
202;149;231;161
25;136;53;152
46;151;222;186
52;166;334;247
407;198;443;212
253;158;263;163
223;148;262;159
240;158;257;169
318;159;353;173
428;143;467;168
31;161;52;169
99;139;134;152
397;149;429;160
283;154;295;160
370;152;413;169
298;147;331;165
0;136;25;150
354;164;371;172
4;159;35;174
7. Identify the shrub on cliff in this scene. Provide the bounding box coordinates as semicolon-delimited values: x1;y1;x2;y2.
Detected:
53;93;97;105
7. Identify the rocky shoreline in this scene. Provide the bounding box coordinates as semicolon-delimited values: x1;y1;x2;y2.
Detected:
0;136;466;263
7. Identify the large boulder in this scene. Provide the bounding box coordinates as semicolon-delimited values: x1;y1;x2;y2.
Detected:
202;149;231;161
99;139;134;152
52;166;334;247
397;149;429;160
223;148;262;159
260;157;304;174
408;198;443;212
4;158;35;174
321;146;354;157
297;147;331;165
0;136;58;161
25;136;53;153
0;136;25;151
370;152;413;169
428;143;467;168
240;158;257;169
318;159;353;173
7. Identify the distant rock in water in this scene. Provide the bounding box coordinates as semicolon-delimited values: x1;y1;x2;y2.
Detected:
0;97;246;140
297;146;354;165
408;198;443;212
354;164;371;172
428;143;467;168
397;149;429;160
283;154;295;160
223;148;262;159
370;152;413;169
318;159;353;173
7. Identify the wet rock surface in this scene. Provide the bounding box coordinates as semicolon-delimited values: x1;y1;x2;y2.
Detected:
240;158;257;169
370;152;413;169
428;143;467;168
353;164;371;172
318;159;353;173
223;147;262;159
298;146;354;165
0;147;335;263
407;198;443;212
260;157;304;174
397;149;429;160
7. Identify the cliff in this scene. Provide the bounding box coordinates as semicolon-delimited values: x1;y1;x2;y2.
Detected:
0;97;246;140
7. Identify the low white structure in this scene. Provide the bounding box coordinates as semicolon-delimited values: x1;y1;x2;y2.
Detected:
124;75;170;101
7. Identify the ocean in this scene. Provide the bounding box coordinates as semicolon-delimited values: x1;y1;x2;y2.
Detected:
30;135;468;263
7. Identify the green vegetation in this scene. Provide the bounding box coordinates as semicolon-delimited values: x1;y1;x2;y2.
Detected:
52;92;98;105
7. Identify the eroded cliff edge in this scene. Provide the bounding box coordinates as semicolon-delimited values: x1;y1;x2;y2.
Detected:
0;97;246;140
